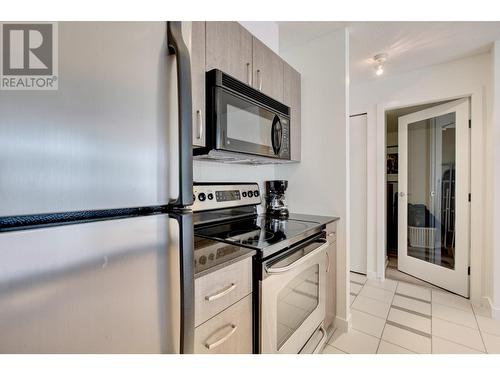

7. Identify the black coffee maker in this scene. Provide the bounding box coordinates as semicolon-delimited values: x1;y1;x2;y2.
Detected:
265;180;289;218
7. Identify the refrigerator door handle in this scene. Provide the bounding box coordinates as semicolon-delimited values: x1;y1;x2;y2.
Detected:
171;211;195;354
167;21;194;207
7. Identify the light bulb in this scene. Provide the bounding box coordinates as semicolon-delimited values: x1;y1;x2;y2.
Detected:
376;64;384;76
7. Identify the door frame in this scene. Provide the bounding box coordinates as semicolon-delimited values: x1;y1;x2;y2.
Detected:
373;87;484;304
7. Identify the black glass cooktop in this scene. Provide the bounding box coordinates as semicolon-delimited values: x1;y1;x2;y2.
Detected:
194;215;321;250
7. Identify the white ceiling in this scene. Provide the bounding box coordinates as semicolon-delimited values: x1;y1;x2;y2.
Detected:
279;22;500;84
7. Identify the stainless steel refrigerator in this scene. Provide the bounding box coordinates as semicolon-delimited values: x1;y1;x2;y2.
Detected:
0;22;194;353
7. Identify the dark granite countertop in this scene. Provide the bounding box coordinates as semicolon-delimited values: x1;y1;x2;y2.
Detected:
287;213;340;227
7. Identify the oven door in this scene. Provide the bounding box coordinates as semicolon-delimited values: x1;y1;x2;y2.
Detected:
215;88;290;159
260;237;327;354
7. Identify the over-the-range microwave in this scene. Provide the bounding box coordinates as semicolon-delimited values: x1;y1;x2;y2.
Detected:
193;69;291;163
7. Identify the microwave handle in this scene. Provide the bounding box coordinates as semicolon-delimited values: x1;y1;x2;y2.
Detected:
266;239;328;274
167;21;194;207
271;116;282;155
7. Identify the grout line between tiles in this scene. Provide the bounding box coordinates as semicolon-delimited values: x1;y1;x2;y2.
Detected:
325;343;348;354
431;334;487;353
431;330;488;353
376;279;399;354
351;300;389;320
431;314;479;331
471;302;488;353
351;280;365;286
432;299;474;313
385;320;432;339
379;340;418;354
394;292;431;304
355;288;395;305
390;305;431;319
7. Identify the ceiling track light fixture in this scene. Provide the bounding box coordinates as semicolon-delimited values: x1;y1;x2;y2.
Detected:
373;53;388;76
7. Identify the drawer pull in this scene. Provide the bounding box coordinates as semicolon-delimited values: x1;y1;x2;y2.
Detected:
205;283;237;301
205;324;238;350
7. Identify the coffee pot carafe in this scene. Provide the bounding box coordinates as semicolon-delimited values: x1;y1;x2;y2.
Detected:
265;180;289;218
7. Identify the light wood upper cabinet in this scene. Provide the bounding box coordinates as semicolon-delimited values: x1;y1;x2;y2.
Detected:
201;22;302;163
189;22;206;148
283;62;301;161
205;22;253;85
252;37;284;101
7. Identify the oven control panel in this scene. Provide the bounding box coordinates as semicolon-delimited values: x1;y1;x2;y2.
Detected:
192;183;261;212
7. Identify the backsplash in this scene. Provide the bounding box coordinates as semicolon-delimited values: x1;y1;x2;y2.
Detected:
193;160;276;213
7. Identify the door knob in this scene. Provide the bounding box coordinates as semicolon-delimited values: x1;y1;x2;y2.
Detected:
430;191;436;197
399;192;405;197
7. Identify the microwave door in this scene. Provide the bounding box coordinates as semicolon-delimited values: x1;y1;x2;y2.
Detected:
216;89;277;158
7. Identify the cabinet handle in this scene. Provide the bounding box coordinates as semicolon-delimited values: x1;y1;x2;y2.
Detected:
196;109;203;140
246;62;251;85
204;324;238;350
257;69;262;90
205;283;237;301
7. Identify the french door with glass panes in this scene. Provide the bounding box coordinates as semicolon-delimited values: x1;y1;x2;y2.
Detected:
397;98;470;297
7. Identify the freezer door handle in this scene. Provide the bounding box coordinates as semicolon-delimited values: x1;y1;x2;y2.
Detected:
171;211;195;354
167;21;194;207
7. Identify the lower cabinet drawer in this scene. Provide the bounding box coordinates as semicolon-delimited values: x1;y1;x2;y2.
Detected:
194;295;252;354
195;256;252;326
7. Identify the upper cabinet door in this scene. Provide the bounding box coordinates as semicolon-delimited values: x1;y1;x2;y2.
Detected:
252;38;284;101
188;22;206;148
283;62;301;161
206;22;253;85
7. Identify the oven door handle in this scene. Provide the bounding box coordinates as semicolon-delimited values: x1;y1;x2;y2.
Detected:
266;239;328;275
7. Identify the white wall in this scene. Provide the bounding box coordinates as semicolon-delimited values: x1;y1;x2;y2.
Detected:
350;114;368;274
193;22;280;202
276;28;350;329
491;41;500;318
350;52;492;307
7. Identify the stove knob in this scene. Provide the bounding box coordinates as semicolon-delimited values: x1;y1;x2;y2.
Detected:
207;193;214;200
208;253;215;261
254;190;260;197
242;191;247;198
199;255;207;265
248;191;254;198
198;193;206;201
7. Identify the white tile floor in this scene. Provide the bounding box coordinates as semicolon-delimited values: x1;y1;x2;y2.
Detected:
322;272;500;354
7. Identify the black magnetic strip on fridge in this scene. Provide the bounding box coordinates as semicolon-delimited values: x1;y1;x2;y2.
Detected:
0;206;168;232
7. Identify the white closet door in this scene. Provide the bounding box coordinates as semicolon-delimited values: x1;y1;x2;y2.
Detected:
350;114;367;274
398;99;470;297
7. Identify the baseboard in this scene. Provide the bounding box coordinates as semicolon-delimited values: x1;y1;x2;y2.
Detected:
333;313;352;333
486;297;500;320
471;296;500;320
492;305;500;320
